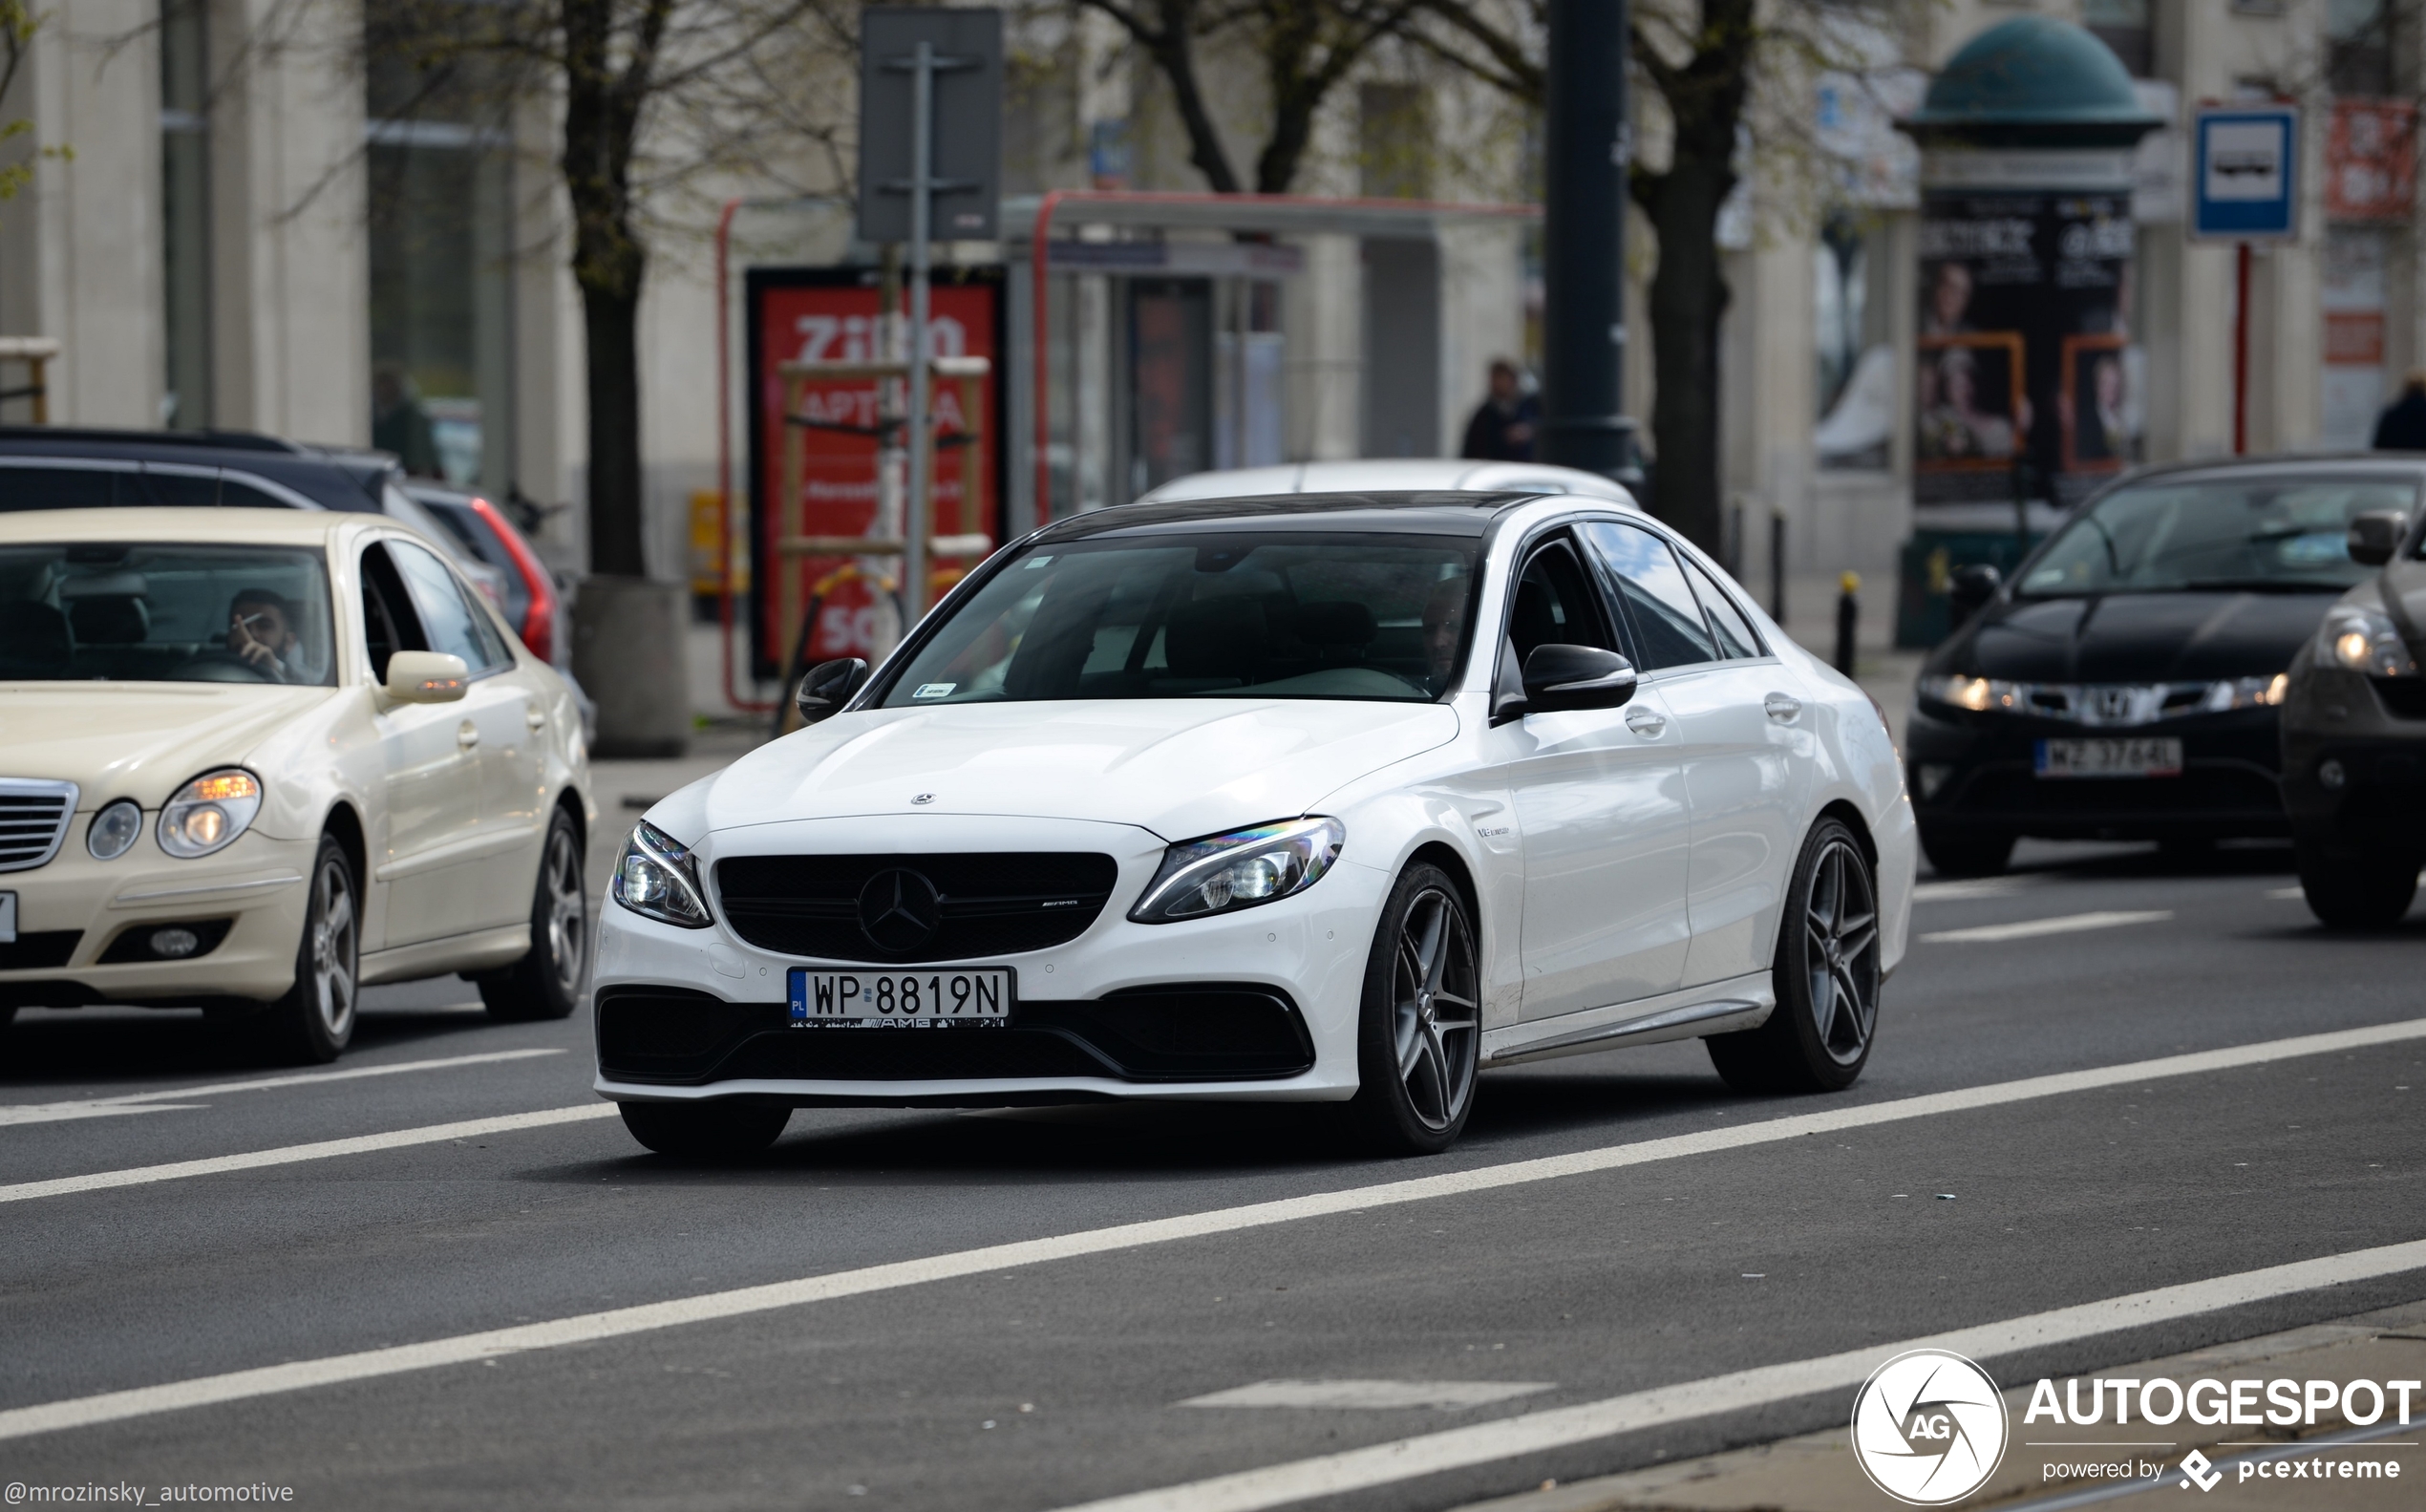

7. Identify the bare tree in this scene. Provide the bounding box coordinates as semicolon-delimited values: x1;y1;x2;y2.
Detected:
1075;0;1428;194
0;0;68;206
1408;0;1916;553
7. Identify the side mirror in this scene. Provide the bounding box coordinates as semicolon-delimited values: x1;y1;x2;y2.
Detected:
1521;644;1638;713
1948;564;2002;624
2349;511;2408;567
795;657;869;725
384;650;469;704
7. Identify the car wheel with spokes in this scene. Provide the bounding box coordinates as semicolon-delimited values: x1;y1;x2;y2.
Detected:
1708;818;1880;1094
1348;862;1481;1155
480;807;587;1021
260;834;360;1064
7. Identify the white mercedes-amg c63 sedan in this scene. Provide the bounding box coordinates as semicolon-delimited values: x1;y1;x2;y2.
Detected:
594;491;1915;1156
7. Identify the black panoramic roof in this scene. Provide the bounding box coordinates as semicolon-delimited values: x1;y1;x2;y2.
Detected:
1033;491;1543;543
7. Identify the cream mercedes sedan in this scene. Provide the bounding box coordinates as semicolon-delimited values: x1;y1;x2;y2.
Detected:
0;509;594;1060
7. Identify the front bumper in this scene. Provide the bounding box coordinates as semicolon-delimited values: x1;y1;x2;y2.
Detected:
0;827;312;1007
590;815;1388;1107
2281;666;2426;853
1905;702;2285;841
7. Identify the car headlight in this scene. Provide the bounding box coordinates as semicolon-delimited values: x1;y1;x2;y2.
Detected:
2318;607;2418;676
610;821;712;928
88;799;143;861
1129;817;1345;925
157;770;262;859
2199;673;2289;712
1918;674;2024;713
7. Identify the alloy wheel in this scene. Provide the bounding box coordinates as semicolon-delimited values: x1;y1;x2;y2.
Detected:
309;853;358;1042
1390;886;1479;1132
543;824;586;997
1801;837;1879;1065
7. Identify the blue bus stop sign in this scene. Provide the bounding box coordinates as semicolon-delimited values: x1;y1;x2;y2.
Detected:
2193;104;2299;241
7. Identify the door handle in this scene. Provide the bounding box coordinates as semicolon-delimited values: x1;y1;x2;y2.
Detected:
1625;708;1667;737
525;709;546;732
1764;692;1803;723
457;721;479;750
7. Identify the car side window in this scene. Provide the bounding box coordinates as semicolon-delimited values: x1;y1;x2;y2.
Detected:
1685;561;1764;659
360;543;429;684
388;539;509;673
1504;540;1615;665
1581;522;1718;671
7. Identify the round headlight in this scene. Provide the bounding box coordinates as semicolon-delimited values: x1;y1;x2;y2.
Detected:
158;769;263;859
87;799;143;861
2335;629;2374;670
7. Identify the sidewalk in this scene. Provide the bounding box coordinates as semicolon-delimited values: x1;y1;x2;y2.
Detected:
1453;1300;2426;1512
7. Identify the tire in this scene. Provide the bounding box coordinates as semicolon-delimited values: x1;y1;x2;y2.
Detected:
1346;862;1481;1156
2296;839;2420;928
1919;823;2011;878
619;1099;791;1159
1708;818;1881;1095
258;835;361;1064
480;807;587;1021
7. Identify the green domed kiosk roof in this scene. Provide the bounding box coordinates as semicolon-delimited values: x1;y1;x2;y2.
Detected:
1903;15;2162;147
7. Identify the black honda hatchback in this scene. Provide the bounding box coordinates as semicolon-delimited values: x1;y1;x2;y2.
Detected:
1906;458;2426;876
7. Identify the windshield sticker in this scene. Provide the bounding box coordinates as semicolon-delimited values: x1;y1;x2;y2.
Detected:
912;683;956;699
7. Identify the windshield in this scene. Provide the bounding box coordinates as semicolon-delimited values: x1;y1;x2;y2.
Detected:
0;543;338;685
879;533;1479;705
2019;477;2414;596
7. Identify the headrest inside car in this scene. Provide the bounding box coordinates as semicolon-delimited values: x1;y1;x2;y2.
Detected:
1294;600;1377;648
1166;598;1266;679
0;601;73;675
69;596;149;646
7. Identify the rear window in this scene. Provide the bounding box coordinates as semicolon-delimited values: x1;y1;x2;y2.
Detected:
0;463;311;511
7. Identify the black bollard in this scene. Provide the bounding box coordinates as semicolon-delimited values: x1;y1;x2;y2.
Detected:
1834;571;1860;676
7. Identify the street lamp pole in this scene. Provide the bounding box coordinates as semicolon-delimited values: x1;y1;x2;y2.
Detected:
1540;0;1629;478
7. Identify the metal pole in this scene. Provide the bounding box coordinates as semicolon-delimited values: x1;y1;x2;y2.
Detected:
2233;241;2251;456
1540;0;1628;476
904;40;934;628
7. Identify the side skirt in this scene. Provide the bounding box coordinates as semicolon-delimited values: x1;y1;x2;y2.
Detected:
1479;970;1775;1068
360;924;529;987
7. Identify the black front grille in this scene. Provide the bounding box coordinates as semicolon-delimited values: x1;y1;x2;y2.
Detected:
0;931;80;970
715;852;1120;963
596;983;1311;1087
0;781;76;872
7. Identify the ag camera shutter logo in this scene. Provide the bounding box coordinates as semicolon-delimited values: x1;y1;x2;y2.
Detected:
1852;1349;2011;1504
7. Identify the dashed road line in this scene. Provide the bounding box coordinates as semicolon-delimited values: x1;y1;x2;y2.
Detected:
0;1048;567;1128
1920;910;2173;945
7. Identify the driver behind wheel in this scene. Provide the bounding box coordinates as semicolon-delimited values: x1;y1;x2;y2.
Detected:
226;587;307;683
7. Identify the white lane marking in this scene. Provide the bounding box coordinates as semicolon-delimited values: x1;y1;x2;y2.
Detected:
0;1048;566;1129
2267;886;2307;901
0;1103;618;1204
1911;878;2026;903
1051;1237;2426;1512
0;1017;2418;1440
0;1104;208;1128
1920;909;2173;945
1180;1381;1555;1412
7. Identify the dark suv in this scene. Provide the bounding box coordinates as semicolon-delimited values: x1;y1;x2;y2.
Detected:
0;427;503;599
2280;503;2426;925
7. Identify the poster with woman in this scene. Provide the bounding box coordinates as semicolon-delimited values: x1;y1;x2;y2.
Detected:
1914;189;2136;504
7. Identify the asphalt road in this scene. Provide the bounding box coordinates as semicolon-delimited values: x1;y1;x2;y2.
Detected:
1;837;2421;1511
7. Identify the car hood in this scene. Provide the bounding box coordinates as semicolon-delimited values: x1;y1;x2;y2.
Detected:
690;699;1461;841
1947;591;2340;683
0;682;334;806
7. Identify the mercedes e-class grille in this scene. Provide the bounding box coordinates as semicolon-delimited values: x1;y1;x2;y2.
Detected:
0;779;79;873
713;852;1120;963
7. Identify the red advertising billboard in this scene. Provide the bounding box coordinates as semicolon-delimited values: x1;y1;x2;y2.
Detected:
745;267;1001;677
2327;100;2416;222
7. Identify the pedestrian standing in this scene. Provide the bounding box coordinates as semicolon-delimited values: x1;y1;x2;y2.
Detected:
2373;370;2426;451
1460;359;1541;461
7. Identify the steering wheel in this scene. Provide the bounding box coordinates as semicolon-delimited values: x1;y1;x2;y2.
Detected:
171;648;276;684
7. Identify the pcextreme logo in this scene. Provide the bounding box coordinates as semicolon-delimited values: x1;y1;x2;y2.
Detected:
1850;1350;2011;1505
